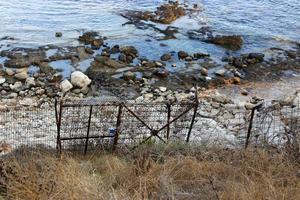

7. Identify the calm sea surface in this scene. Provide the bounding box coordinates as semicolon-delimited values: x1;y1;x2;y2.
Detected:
0;0;299;59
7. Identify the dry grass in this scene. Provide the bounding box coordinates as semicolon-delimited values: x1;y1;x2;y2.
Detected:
0;144;300;200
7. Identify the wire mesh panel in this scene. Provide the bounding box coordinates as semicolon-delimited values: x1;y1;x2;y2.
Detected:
0;106;56;154
250;101;300;148
181;100;250;147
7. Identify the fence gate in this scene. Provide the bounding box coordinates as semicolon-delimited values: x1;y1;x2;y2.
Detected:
55;95;199;154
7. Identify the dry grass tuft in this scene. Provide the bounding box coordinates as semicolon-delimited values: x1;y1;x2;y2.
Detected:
0;145;300;200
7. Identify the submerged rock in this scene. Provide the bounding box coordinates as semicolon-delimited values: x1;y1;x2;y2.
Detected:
55;32;63;37
78;32;104;49
178;51;189;59
161;53;172;61
205;35;243;51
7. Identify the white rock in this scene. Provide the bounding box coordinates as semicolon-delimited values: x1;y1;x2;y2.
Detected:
60;80;73;93
144;93;154;99
159;86;167;92
71;71;91;88
15;71;29;80
0;77;6;85
9;82;23;92
25;77;36;87
5;69;14;76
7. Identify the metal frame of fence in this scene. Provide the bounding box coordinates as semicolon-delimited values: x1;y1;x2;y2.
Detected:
1;97;299;155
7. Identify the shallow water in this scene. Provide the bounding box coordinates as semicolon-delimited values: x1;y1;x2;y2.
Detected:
0;0;299;58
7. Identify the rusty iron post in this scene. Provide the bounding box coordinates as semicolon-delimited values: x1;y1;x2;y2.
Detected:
245;106;257;149
84;105;93;154
186;103;199;143
186;86;199;143
166;103;171;141
57;100;63;155
112;104;123;151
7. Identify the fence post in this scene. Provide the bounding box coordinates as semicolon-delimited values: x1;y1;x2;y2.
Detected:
245;106;258;149
56;99;63;155
113;104;123;151
166;103;171;141
186;86;199;143
84;105;93;154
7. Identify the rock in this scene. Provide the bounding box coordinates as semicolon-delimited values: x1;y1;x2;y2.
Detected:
241;89;248;96
212;94;232;104
200;67;208;76
154;69;169;78
248;53;264;62
35;88;45;95
121;1;186;24
193;52;210;59
9;81;23;92
232;77;241;84
161;53;172;61
178;51;189;59
155;61;164;67
60;79;73;93
159;86;167;92
78;32;103;49
85;47;94;54
39;62;55;75
88;56;126;74
71;71;92;88
19;98;35;106
55;32;63;37
4;49;46;68
215;69;227;77
5;68;14;76
144;93;154;99
205;35;243;51
123;71;136;81
0;77;5;85
25;77;36;87
7;92;18;98
14;71;29;80
120;46;138;58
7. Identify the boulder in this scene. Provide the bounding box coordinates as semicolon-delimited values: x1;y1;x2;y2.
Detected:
200;68;208;76
14;71;29;81
55;32;63;37
25;77;36;87
123;71;136;81
178;51;189;59
248;53;264;62
9;81;23;92
60;79;73;93
161;53;172;61
71;71;92;88
0;77;5;85
205;35;243;51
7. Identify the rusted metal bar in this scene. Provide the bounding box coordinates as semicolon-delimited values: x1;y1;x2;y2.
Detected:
157;104;195;133
60;135;114;141
245;106;257;149
141;130;166;145
186;87;199;143
186;103;199;143
112;104;123;151
57;100;63;155
84;105;93;154
123;104;153;132
166;103;171;141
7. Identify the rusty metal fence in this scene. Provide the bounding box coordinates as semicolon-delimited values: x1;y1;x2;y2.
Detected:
1;98;299;155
